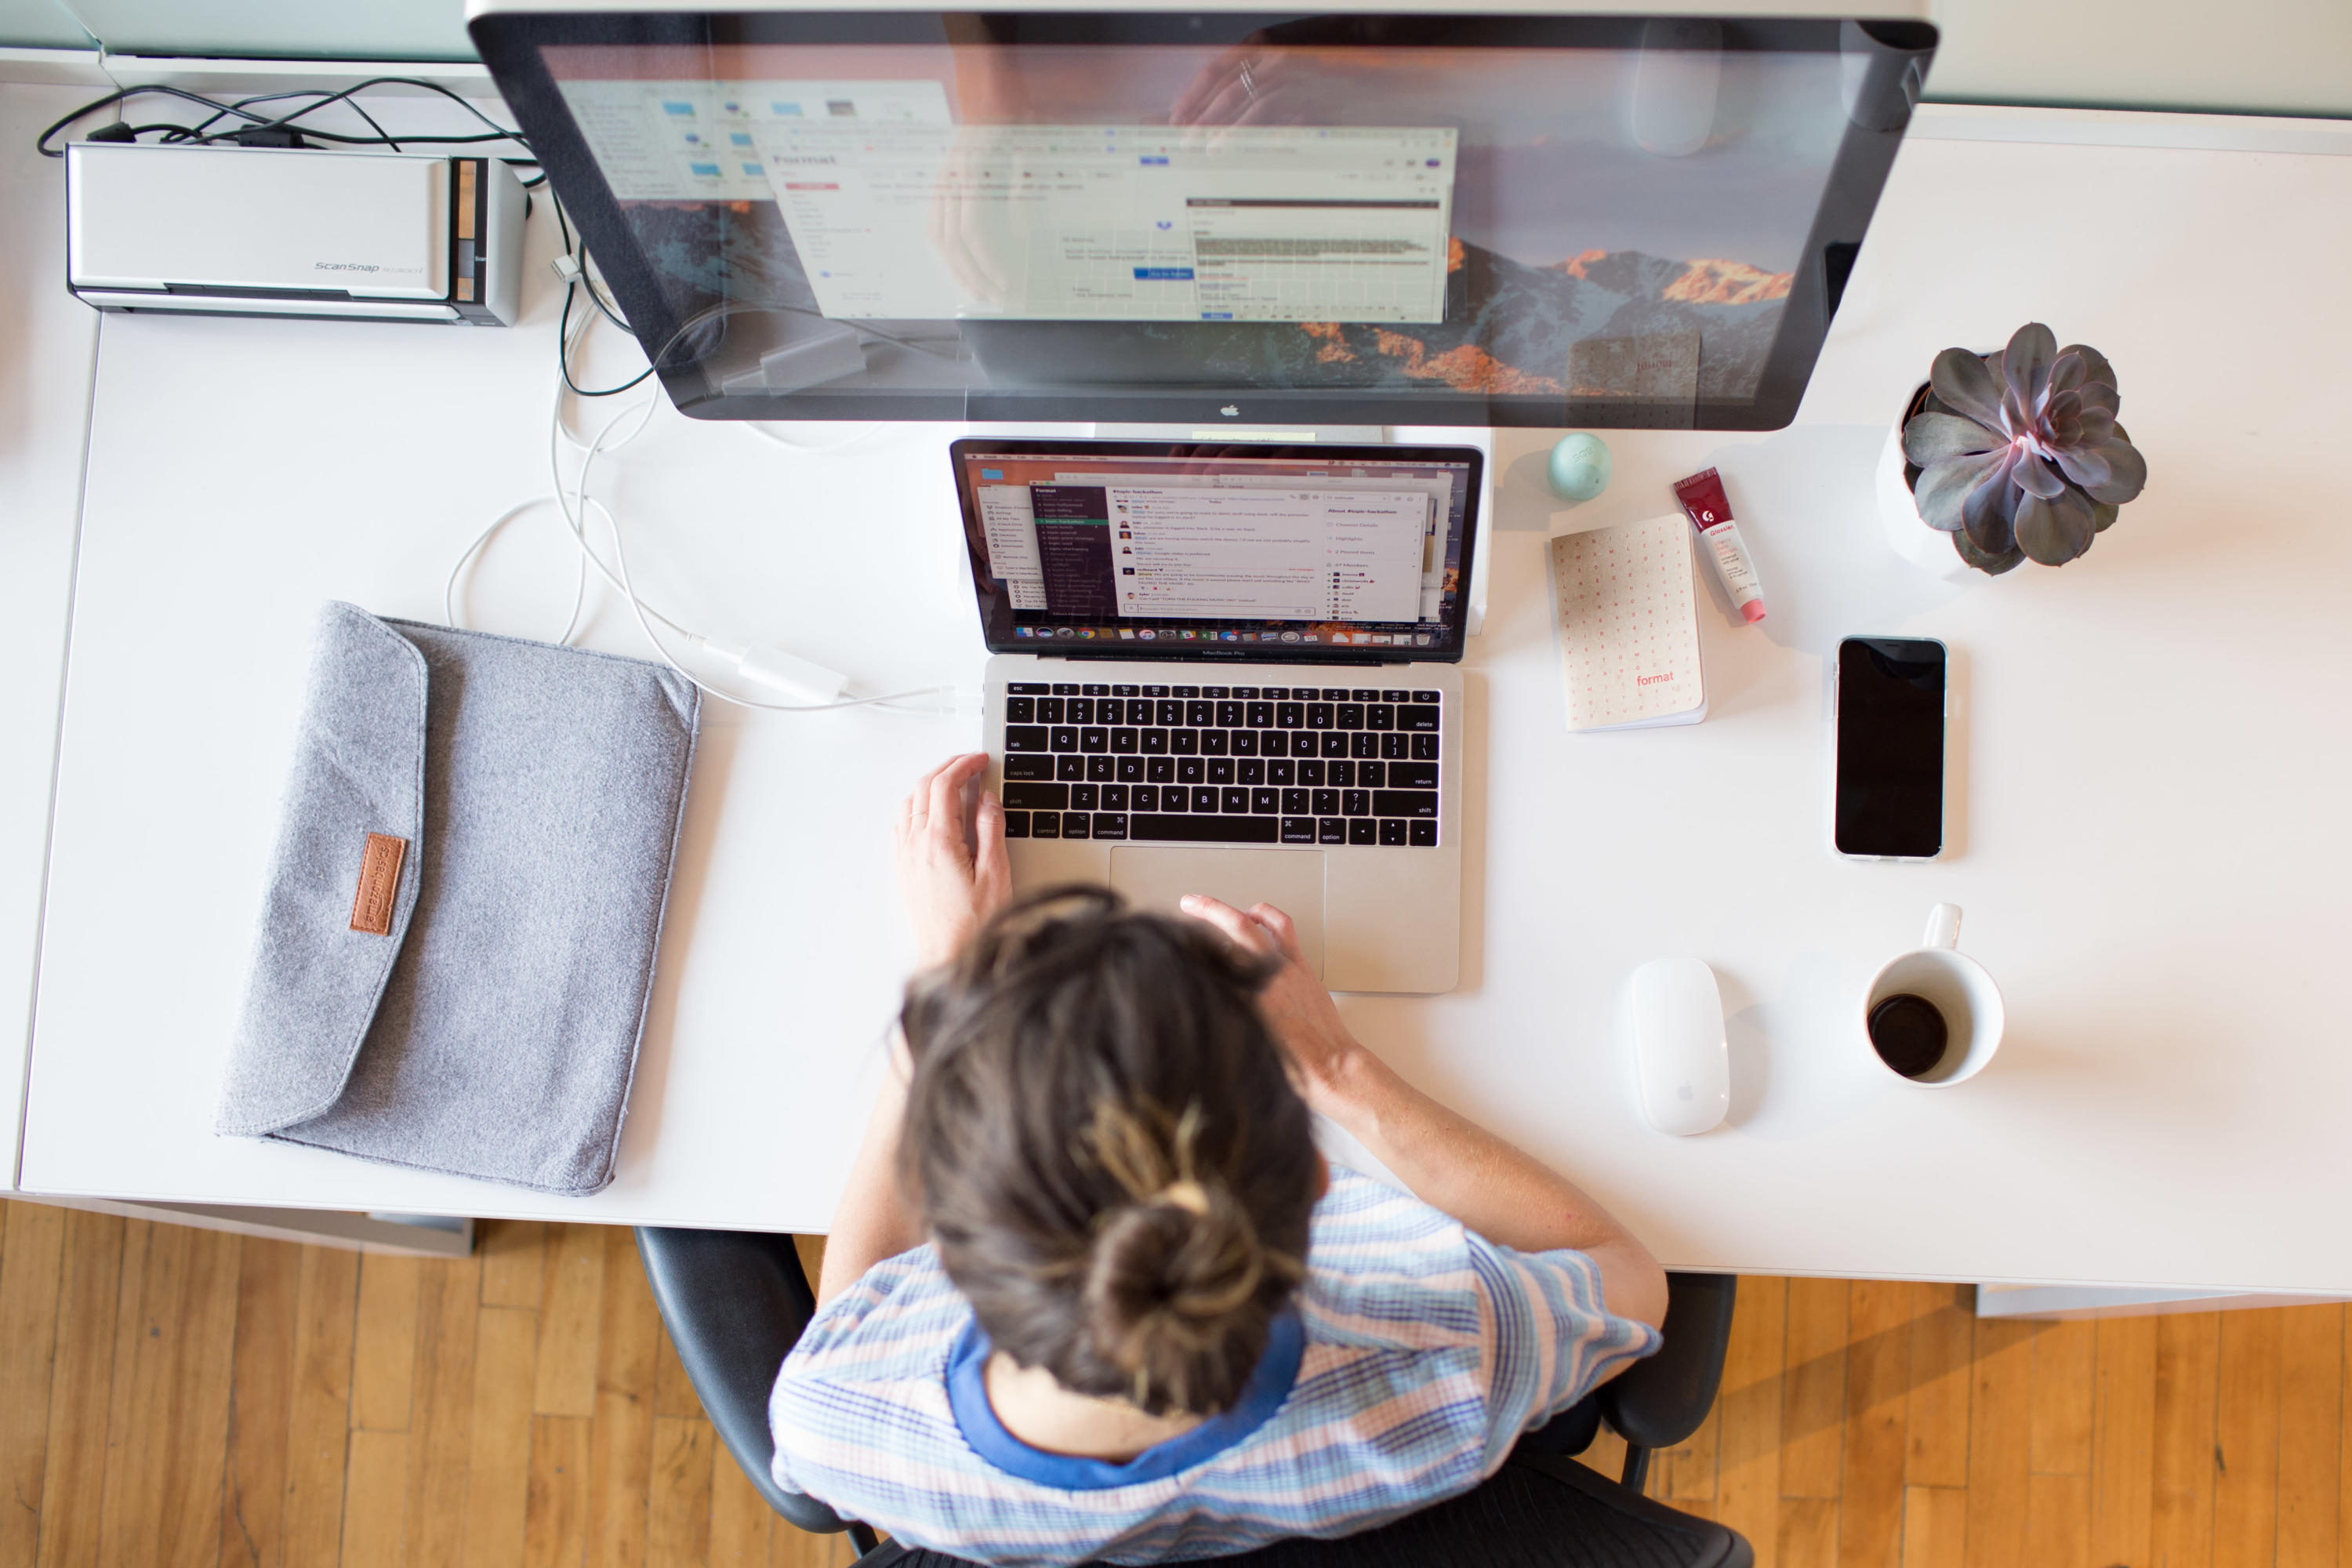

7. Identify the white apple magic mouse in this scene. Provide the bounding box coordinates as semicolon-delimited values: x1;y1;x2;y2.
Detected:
1628;957;1730;1135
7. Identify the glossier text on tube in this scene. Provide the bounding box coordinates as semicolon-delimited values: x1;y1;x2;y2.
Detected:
1672;466;1767;624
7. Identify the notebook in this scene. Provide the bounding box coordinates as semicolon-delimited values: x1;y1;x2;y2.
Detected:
1546;512;1708;732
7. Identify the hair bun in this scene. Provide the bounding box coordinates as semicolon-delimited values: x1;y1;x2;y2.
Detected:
1082;1182;1270;1411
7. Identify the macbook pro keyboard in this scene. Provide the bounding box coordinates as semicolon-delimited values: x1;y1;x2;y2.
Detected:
998;681;1442;848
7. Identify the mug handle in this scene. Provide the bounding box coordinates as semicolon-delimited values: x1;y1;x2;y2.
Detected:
1924;903;1962;949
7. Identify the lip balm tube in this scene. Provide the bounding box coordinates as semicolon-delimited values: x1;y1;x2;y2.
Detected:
1671;466;1767;623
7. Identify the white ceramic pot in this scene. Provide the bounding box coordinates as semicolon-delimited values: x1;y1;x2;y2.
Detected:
1877;387;1979;582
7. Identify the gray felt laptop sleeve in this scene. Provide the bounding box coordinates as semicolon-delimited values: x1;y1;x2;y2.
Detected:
216;601;701;1194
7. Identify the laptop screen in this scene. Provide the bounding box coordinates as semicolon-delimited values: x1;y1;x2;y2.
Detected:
951;440;1479;662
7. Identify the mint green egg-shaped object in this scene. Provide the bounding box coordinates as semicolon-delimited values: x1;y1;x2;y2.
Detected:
1546;433;1613;503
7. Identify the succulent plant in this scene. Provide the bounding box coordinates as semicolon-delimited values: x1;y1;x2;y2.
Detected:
1900;322;2147;574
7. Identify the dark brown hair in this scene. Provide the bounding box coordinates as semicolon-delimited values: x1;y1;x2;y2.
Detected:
898;887;1319;1417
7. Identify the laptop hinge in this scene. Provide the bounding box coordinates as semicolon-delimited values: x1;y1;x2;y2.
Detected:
1044;652;1388;666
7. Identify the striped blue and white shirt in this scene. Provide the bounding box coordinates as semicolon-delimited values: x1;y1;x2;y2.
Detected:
768;1167;1661;1566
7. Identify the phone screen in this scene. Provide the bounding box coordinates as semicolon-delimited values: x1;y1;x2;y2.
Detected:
1835;637;1946;858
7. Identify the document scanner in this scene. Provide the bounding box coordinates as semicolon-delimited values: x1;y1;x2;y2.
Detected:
66;141;525;326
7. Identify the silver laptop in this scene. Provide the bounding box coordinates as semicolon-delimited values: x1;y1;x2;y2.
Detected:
954;438;1479;995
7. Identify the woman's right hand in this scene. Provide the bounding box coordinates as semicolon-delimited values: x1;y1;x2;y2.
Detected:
895;753;1010;969
1179;894;1367;1117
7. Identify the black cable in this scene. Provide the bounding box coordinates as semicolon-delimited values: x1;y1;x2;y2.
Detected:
543;191;631;332
346;99;401;151
181;88;331;144
580;256;632;331
122;121;203;143
228;87;405;151
38;85;262;154
34;76;527;158
229;76;518;150
559;281;656;397
545;194;652;394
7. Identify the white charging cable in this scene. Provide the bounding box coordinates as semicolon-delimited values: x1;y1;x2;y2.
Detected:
443;496;587;645
447;263;970;717
567;392;962;714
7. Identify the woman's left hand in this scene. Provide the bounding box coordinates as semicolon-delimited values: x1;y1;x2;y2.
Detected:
895;753;1011;968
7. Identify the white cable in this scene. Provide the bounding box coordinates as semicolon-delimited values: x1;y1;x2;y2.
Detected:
443;496;590;644
579;237;630;328
449;250;964;715
544;358;691;637
569;370;957;715
442;289;615;641
594;489;955;714
445;303;692;650
567;377;659;530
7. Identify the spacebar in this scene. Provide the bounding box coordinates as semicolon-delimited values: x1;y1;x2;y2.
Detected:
1130;815;1279;844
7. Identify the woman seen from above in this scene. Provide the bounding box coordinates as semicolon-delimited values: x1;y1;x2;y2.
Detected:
767;753;1669;1566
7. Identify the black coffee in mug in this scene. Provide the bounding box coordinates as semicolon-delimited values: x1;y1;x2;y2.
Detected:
1868;993;1949;1079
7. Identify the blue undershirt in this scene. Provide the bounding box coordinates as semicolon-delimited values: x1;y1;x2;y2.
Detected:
945;1308;1305;1490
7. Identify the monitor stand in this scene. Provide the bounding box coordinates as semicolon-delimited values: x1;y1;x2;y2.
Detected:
1091;421;1388;445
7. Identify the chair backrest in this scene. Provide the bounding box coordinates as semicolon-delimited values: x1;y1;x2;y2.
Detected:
634;1226;858;1537
857;1453;1751;1568
636;1225;1748;1567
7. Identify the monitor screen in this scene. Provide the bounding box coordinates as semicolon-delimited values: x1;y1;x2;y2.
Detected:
474;12;1936;428
949;440;1479;661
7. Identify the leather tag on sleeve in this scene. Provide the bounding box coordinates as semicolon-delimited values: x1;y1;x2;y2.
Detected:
350;833;408;935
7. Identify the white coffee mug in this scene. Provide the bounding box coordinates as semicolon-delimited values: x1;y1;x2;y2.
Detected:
1862;904;2004;1087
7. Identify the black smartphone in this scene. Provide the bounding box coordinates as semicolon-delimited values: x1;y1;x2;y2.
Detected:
1834;637;1947;860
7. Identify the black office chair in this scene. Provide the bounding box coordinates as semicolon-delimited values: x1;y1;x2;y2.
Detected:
637;1228;1746;1568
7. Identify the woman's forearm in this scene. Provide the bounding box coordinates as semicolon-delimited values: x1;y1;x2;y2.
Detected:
1322;1049;1668;1327
815;1039;923;1308
827;753;1012;1308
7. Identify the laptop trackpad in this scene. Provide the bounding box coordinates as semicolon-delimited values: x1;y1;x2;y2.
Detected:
1106;848;1327;978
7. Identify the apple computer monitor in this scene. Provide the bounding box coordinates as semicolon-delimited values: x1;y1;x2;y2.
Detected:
468;7;1934;430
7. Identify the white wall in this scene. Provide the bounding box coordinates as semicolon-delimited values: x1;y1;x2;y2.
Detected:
0;2;2346;127
6;0;470;60
0;0;93;50
1928;0;2352;119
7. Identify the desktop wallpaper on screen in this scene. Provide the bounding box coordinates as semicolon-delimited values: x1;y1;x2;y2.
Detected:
539;34;1850;414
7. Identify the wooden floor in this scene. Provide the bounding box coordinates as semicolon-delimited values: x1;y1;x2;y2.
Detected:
3;1201;2347;1568
0;1202;853;1568
1613;1279;2351;1568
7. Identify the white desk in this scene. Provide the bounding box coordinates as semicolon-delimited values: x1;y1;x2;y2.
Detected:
1;85;102;1193
16;105;2352;1293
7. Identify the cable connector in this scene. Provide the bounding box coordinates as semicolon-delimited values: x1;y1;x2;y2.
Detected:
942;684;985;722
881;684;984;720
699;637;848;706
549;252;584;286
